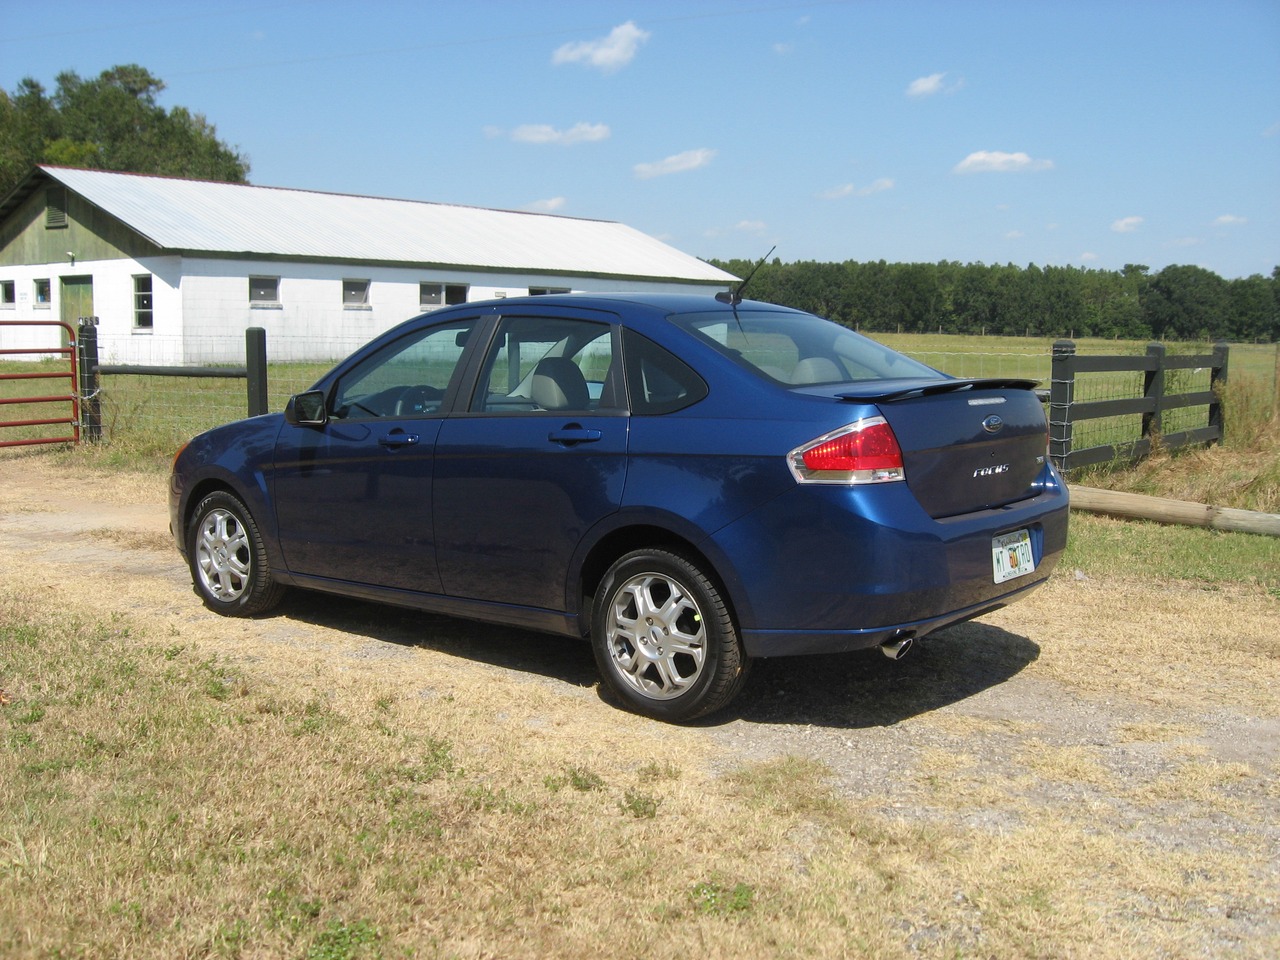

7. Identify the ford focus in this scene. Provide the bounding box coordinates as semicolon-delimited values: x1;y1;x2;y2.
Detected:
170;293;1068;721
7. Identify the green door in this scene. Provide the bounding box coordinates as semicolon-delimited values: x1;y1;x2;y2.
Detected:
60;276;93;345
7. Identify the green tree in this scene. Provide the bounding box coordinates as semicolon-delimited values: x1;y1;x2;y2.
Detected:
1226;274;1277;342
0;64;248;196
1141;265;1229;340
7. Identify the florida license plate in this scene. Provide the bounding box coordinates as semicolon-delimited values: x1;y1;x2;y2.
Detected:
992;529;1036;584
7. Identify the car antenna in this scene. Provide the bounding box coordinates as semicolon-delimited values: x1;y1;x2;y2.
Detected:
715;245;776;306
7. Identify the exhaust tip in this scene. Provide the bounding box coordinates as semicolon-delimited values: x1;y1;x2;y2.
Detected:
880;633;915;661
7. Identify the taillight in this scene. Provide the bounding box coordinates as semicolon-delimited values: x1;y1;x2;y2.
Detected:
787;417;906;484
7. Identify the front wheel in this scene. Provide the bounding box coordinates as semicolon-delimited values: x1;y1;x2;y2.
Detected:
591;549;750;722
188;491;285;616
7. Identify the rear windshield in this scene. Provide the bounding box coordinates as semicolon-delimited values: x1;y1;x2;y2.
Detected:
669;309;942;385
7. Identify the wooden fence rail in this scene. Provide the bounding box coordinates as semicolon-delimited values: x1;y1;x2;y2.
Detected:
1048;340;1229;473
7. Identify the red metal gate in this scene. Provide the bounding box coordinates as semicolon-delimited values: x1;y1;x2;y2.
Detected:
0;320;80;448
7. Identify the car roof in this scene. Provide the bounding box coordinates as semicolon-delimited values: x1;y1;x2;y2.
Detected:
456;291;805;317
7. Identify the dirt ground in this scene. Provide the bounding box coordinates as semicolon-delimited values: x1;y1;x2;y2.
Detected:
2;452;1277;953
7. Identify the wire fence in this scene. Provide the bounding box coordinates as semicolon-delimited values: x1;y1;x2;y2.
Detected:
3;329;1276;460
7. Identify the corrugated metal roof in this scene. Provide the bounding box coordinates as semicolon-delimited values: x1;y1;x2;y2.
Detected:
39;166;736;284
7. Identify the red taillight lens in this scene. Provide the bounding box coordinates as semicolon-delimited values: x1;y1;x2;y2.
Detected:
788;417;906;484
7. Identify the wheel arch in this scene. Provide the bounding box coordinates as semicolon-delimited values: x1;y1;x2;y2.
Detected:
575;521;752;637
179;470;286;575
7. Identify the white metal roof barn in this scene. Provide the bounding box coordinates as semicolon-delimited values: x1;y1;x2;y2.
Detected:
0;166;737;366
29;166;735;283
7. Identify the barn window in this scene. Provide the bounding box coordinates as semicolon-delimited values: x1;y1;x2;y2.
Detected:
34;279;51;306
1;280;14;307
134;275;153;329
46;187;68;229
343;279;370;307
420;282;468;308
250;276;280;304
529;287;571;296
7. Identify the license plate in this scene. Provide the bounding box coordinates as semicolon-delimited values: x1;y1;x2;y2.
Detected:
992;529;1036;584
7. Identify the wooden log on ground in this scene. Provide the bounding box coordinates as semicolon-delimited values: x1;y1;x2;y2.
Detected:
1068;486;1280;538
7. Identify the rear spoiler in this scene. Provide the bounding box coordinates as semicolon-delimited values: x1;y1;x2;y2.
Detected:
835;378;1040;404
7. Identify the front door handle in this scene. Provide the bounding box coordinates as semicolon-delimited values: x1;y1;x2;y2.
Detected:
379;431;420;449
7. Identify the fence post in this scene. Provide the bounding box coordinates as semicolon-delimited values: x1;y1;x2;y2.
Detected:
1048;339;1075;472
1142;342;1166;447
1208;340;1229;445
245;327;268;417
76;317;102;443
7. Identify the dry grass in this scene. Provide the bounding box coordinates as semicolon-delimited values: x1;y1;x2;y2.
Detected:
1075;378;1280;514
3;450;1280;958
983;575;1279;713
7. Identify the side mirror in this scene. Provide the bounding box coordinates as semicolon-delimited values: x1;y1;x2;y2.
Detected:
285;390;328;426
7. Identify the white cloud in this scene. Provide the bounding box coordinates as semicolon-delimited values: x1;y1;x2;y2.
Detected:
735;220;767;233
819;178;893;200
907;73;946;97
634;148;716;179
954;151;1054;173
526;197;567;213
1213;214;1247;227
553;21;650;73
773;42;794;55
1081;252;1099;262
907;72;963;97
1111;216;1144;233
1005;230;1025;240
510;122;610;145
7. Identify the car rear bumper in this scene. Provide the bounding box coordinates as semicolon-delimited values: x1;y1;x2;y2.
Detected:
708;476;1069;658
738;573;1049;657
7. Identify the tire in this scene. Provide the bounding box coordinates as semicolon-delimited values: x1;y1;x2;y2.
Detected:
187;490;285;617
591;548;750;722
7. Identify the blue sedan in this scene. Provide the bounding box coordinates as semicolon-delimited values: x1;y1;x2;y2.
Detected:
170;293;1068;721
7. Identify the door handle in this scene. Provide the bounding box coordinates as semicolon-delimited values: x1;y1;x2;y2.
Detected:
379;432;420;449
548;427;603;446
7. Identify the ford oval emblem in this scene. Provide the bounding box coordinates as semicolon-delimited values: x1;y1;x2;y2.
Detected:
982;415;1004;434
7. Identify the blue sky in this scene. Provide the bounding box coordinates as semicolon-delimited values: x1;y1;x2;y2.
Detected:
3;0;1278;278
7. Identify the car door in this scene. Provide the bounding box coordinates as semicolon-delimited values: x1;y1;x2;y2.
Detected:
272;317;477;594
433;310;628;611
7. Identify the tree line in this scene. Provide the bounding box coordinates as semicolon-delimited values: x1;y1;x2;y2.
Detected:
0;64;249;198
709;259;1279;343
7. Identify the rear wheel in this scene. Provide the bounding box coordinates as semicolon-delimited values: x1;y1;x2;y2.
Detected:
188;491;285;616
591;549;750;722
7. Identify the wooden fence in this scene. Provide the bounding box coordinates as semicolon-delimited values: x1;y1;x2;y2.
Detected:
1048;340;1229;473
76;321;269;442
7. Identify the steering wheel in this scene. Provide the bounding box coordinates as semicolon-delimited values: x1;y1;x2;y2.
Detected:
394;385;443;415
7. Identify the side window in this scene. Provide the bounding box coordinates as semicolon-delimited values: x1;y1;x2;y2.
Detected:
331;319;475;419
133;275;154;329
250;277;280;304
470;315;620;414
623;329;708;415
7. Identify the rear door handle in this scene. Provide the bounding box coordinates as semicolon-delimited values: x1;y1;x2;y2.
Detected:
548;427;603;446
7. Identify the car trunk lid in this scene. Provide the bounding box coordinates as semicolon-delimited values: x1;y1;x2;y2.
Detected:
833;378;1049;519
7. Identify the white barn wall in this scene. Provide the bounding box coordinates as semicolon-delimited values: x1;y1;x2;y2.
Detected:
0;262;64;351
0;257;181;358
7;255;728;366
167;258;726;364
